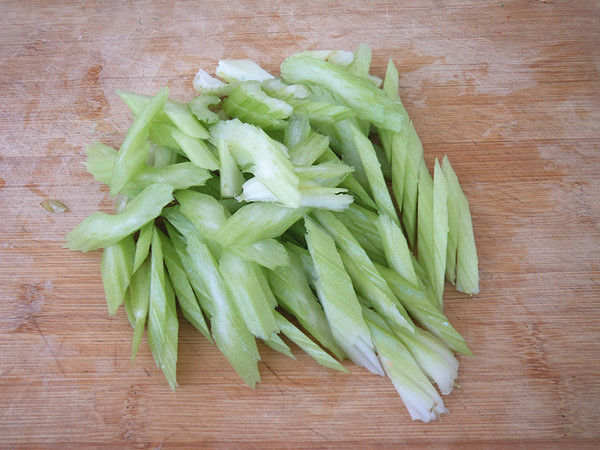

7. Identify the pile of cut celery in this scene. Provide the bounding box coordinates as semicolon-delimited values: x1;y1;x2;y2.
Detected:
66;44;479;422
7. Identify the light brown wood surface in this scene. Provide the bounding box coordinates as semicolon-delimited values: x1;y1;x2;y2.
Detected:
1;0;599;447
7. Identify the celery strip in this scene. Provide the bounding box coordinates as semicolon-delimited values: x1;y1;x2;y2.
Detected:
193;67;233;96
267;247;345;360
127;258;151;361
261;78;310;103
110;87;169;195
216;59;274;83
188;95;221;125
210;119;301;208
159;230;212;342
280;55;404;132
313;209;413;333
290;49;354;67
432;159;449;307
147;229;179;390
284;112;311;149
288;132;330;166
376;213;419;287
132;222;153;274
100;234;135;315
217;138;245;198
442;156;480;295
401;121;426;247
335;203;386;265
347;43;373;80
65;183;174;252
171;129;219;171
275;312;348;373
304;216;383;376
362;307;448;422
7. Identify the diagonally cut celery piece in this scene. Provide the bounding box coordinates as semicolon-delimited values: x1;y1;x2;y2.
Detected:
171;129;219;171
193;67;233;96
187;95;221;125
132;221;153;274
432;159;449;307
284;111;311;149
334;203;386;265
65;183;174;252
402;121;427;248
280;55;405;132
376;213;419;287
442;156;480;295
304;216;383;376
101;234;135;315
126;257;151;361
216;59;274;83
274;312;348;373
288;132;330;166
147;229;179;390
362;306;448;423
217;138;245;199
110;87;169;195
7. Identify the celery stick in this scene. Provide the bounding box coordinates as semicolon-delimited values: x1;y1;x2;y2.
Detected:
149;122;181;150
210;119;301;208
148;143;178;168
402;121;426;247
127;258;151;360
362;306;448;422
389;131;408;217
416;162;436;291
274;312;348;372
219;251;279;341
229;239;289;270
217;138;245;198
350;124;399;226
147;229;178;390
125;162;212;192
267;248;345;360
213;202;308;247
335;203;386;265
347;43;373;80
294;98;356;126
85;141;117;185
293;160;353;181
376;213;419;287
159;230;212;342
263;333;294;359
442;156;480;295
304;216;383;376
284;112;311;149
100;234;135;315
432;159;449;307
188;95;221;125
216;59;274;83
171;130;219;171
376;263;471;355
132;222;153;274
313;209;413;333
110;87;169;195
290;49;354;67
288;132;330;166
66;183;174;252
222;80;293;131
176;189;229;240
193;67;233;96
280;55;404;132
261;78;310;103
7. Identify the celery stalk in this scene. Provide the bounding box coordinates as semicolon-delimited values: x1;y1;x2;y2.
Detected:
188;95;221;125
217;138;245;198
376;213;419;287
100;234;135;315
132;222;153;274
171;129;219;171
127;257;151;360
432;159;449;307
284;112;311;149
304;216;383;376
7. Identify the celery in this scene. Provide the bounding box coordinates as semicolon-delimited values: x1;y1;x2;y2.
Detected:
171;129;219;171
288;132;330;166
126;258;151;360
376;213;419;287
132;222;153;273
217;138;245;198
100;234;135;315
284;112;311;149
432;159;449;307
66;183;174;252
188;95;221;125
304;216;383;376
216;59;274;83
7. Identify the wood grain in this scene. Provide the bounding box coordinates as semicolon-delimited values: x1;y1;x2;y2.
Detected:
1;0;599;447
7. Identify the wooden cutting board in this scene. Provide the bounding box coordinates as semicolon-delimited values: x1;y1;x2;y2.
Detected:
1;0;599;447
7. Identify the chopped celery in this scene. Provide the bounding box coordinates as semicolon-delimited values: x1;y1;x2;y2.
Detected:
126;258;151;360
171;130;219;171
288;132;330;166
376;213;419;287
132;222;153;274
432;159;449;307
304;216;383;376
216;59;274;83
66;183;174;252
188;95;221;125
100;234;135;315
284;112;311;149
217;138;245;198
290;49;355;67
193;67;233;96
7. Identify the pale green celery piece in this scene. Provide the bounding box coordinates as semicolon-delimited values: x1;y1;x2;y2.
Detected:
394;325;459;395
334;203;387;266
216;59;274;83
110;87;169;195
229;239;289;270
148;143;178;168
432;159;449;307
210;119;301;208
176;189;229;240
350;124;399;226
66;183;174;252
304;216;383;376
213;202;308;248
184;229;261;388
101;234;135;316
339;172;378;211
159;230;212;342
389;131;408;217
171;129;219;171
165;221;215;318
274;311;348;372
85;141;117;184
188;95;221;125
147;229;178;390
127;258;151;360
347;43;372;80
289;132;330;166
149;122;181;150
293;160;353;181
290;49;355;67
374;142;392;181
284;241;317;283
294;98;356;127
116;90;170;123
217;138;245;198
222;80;293;131
261;78;310;103
238;177;353;212
362;306;448;423
330;119;369;190
284;112;311;149
219;251;279;341
376;213;419;287
267;249;345;360
280;55;404;132
132;222;153;274
193;67;234;96
402;121;426;248
263;333;294;358
442;156;480;295
376;262;472;355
